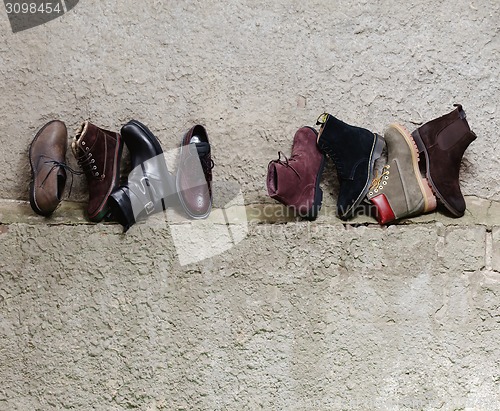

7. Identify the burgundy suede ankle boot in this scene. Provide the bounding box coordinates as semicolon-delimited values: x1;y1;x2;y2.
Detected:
267;127;326;220
411;104;477;217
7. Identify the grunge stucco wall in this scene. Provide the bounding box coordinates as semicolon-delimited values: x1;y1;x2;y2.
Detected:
0;0;499;202
0;0;499;410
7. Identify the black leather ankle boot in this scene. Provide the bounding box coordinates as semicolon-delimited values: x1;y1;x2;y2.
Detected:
109;120;176;231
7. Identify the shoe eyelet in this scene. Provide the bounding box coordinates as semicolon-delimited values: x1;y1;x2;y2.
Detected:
374;189;378;193
92;166;97;170
383;181;387;185
387;165;390;169
384;176;389;180
85;147;90;151
379;185;383;189
94;172;99;177
369;192;373;196
91;159;95;163
82;141;85;146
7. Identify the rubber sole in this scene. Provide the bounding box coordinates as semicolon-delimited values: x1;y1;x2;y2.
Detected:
390;124;436;213
303;153;326;220
412;128;460;217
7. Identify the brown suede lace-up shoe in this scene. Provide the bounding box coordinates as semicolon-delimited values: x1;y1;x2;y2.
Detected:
267;126;326;220
72;121;123;222
29;120;68;216
411;104;477;217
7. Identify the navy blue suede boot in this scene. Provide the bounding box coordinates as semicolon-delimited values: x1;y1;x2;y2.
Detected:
316;113;385;219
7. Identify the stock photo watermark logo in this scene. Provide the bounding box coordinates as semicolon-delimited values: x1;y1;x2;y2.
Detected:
126;146;249;266
4;0;79;33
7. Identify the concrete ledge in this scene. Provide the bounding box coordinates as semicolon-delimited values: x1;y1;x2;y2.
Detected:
1;196;498;228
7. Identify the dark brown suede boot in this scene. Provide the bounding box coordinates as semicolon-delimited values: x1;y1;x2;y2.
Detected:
72;121;123;222
411;104;477;217
267;126;326;219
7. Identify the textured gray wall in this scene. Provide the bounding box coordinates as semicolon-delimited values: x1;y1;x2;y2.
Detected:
0;219;500;410
0;0;498;203
1;1;500;410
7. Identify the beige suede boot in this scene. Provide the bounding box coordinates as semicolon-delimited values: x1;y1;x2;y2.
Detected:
367;124;436;224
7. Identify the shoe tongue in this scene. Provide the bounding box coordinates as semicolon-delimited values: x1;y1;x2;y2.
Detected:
194;141;210;157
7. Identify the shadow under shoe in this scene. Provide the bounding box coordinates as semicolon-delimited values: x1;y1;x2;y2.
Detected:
367;124;436;224
316;113;385;220
411;104;477;217
72;121;123;222
267;126;326;220
108;120;176;232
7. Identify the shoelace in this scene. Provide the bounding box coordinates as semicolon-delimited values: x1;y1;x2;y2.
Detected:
369;164;390;193
40;157;82;197
273;151;300;179
318;143;343;175
200;154;215;178
316;113;346;175
73;139;107;181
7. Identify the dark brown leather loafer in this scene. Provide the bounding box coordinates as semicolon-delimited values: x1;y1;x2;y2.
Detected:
29;120;68;216
176;125;214;219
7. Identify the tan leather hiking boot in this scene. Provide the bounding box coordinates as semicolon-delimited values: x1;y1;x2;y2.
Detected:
72;121;123;222
367;124;436;224
411;104;476;217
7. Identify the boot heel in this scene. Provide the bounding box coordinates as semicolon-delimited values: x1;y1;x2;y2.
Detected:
109;187;135;232
305;186;323;220
421;178;437;212
412;129;426;154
